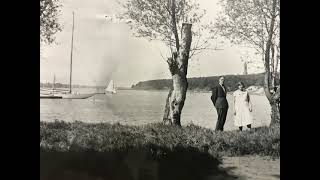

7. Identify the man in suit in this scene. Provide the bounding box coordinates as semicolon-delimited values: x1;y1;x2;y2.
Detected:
211;76;229;131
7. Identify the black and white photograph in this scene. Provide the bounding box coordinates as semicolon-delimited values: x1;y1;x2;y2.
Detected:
40;0;280;179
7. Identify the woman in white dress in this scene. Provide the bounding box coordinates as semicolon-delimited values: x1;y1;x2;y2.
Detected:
233;82;253;131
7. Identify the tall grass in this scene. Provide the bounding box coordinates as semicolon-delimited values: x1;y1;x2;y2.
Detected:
40;121;280;158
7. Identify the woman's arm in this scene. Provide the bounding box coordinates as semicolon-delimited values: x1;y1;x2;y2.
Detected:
247;92;252;112
233;93;236;115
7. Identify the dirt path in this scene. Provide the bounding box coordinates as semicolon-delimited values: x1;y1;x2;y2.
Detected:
220;156;280;180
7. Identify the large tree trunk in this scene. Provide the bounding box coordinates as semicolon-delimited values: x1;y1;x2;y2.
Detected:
163;88;173;125
162;23;192;126
271;43;276;88
275;41;280;83
270;85;280;125
170;0;180;52
265;71;280;127
264;0;279;127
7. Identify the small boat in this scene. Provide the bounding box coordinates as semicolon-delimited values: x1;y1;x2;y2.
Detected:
40;75;62;99
105;80;117;94
40;95;62;99
41;91;94;99
61;93;95;99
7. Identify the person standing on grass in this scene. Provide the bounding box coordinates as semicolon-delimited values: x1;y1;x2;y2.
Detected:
233;82;253;131
211;76;229;131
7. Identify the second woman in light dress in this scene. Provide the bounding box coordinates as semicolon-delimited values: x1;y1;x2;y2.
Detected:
233;82;253;131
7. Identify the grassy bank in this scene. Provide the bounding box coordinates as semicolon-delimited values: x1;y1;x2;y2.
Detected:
40;121;280;158
40;121;279;179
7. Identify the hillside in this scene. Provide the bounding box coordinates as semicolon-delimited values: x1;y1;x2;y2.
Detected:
132;73;271;91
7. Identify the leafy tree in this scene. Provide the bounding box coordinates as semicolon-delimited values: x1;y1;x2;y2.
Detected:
213;0;280;125
121;0;212;126
40;0;62;45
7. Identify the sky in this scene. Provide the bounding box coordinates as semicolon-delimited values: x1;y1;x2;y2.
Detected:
40;0;263;87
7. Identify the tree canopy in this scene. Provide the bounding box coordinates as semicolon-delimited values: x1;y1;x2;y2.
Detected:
213;0;280;55
213;0;280;88
120;0;212;58
40;0;62;45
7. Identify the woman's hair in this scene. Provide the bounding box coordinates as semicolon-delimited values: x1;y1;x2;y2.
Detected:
237;81;245;88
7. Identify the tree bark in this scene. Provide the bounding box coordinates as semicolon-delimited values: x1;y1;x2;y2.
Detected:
275;40;280;81
270;102;280;125
263;0;279;126
271;43;276;88
163;88;173;125
270;85;280;125
170;0;180;52
162;23;192;126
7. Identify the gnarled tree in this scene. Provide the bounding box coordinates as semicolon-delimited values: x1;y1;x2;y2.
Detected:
213;0;280;126
121;0;212;126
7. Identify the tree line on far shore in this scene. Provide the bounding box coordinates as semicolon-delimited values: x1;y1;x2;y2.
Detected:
41;73;279;91
132;73;279;92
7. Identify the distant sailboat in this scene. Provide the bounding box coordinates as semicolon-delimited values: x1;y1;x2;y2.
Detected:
40;74;64;98
105;80;117;94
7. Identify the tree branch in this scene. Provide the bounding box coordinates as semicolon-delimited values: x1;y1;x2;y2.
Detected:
263;0;277;101
171;0;180;52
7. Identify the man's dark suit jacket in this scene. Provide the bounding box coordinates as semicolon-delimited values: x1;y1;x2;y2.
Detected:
211;84;229;108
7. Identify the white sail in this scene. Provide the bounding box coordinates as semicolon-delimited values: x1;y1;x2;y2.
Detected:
105;80;116;93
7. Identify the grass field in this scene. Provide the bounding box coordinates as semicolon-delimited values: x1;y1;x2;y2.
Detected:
40;121;279;157
40;121;279;180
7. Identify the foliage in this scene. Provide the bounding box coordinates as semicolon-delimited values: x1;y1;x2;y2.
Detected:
120;0;212;58
213;0;280;55
40;0;62;45
40;121;280;158
213;0;280;88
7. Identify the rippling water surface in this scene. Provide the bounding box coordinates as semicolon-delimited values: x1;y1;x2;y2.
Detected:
40;89;271;130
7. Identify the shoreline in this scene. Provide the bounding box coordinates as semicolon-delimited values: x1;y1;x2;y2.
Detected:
40;86;266;96
125;88;266;95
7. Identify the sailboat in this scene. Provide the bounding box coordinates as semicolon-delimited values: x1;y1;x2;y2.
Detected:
105;80;117;94
40;75;64;98
40;12;94;99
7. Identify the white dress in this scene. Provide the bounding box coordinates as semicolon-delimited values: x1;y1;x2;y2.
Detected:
233;90;253;127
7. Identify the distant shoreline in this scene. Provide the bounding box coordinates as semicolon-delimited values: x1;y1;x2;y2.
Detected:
129;88;266;95
41;86;266;96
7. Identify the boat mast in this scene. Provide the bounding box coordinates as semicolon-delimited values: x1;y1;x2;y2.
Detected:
69;11;75;93
53;74;56;95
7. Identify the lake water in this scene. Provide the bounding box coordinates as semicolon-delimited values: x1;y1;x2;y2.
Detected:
40;89;271;131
